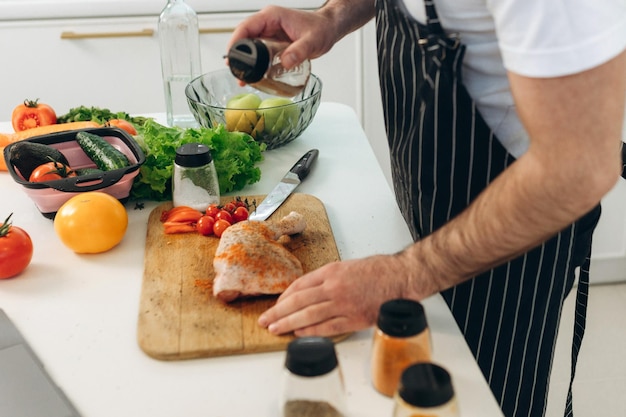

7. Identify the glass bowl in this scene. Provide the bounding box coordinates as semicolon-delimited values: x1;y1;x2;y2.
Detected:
185;68;322;149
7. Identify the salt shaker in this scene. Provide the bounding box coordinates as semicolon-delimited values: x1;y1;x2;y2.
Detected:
281;337;346;417
227;38;311;97
371;298;432;397
172;143;219;211
393;363;459;417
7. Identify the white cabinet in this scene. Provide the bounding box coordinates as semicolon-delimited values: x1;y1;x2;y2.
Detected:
0;11;360;121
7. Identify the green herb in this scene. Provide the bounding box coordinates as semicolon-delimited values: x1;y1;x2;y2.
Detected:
130;119;265;201
57;105;148;126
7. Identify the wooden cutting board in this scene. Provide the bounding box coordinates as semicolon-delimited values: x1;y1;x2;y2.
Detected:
137;193;341;360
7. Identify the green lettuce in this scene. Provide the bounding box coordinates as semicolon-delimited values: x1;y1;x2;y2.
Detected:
130;119;265;201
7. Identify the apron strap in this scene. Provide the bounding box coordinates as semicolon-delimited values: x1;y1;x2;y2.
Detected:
424;0;445;35
564;255;590;416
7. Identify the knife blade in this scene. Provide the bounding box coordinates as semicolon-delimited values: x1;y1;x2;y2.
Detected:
249;149;319;221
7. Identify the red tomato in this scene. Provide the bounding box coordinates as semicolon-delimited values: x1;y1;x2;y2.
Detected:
12;99;57;132
29;162;76;182
206;204;219;218
196;216;215;236
222;202;236;214
0;214;33;279
213;219;231;238
232;206;249;223
107;119;138;135
215;210;233;224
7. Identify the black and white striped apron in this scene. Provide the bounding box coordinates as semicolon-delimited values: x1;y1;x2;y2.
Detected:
375;1;602;416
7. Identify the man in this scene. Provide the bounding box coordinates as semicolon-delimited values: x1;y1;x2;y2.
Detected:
228;1;626;416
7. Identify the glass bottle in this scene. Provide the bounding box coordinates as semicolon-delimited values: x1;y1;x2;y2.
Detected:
371;299;432;397
158;0;201;127
281;337;346;417
227;38;311;97
172;143;219;211
393;363;459;417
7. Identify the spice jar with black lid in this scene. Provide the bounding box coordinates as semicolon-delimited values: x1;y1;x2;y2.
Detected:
172;143;220;211
371;298;432;397
281;337;346;417
393;363;459;417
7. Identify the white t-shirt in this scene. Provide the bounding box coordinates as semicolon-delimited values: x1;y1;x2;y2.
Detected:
401;0;626;157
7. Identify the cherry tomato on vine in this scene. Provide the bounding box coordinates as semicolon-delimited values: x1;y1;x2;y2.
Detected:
12;99;57;132
206;204;219;218
222;202;236;214
196;216;215;236
215;210;233;224
232;206;249;223
213;219;231;238
0;213;33;279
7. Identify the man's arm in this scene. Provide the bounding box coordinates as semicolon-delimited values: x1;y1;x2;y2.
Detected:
227;1;375;69
401;50;626;299
258;51;626;337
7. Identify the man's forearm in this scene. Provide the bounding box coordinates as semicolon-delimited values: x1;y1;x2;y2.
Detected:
399;52;626;299
317;0;376;40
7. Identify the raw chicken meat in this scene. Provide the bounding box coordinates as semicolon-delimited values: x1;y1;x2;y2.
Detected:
213;211;306;302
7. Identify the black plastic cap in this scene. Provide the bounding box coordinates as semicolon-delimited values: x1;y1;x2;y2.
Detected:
175;143;212;167
285;337;338;377
398;363;455;407
227;38;270;84
377;299;427;337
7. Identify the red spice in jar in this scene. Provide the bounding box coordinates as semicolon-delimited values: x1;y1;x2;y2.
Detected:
371;299;432;397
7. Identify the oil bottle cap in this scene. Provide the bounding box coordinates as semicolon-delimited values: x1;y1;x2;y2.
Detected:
227;38;270;84
175;143;212;167
377;299;427;337
285;337;338;377
398;363;455;407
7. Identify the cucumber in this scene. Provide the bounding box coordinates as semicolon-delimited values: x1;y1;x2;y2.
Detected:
9;141;70;180
75;167;104;176
76;131;130;171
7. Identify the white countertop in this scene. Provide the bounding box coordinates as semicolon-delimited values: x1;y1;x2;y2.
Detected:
0;0;325;21
0;103;503;417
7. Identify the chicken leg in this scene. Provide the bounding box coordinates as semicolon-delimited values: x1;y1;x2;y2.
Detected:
213;212;306;303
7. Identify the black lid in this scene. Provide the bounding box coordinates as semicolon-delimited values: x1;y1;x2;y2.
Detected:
285;337;338;377
227;38;270;84
398;363;455;407
175;143;212;167
377;299;427;337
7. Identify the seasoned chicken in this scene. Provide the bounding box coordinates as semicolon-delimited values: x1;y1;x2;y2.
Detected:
213;211;306;303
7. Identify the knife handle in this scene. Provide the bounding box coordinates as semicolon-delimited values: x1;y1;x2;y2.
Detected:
289;149;319;180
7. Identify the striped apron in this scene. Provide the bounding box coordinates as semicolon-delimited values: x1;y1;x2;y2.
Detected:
375;1;601;416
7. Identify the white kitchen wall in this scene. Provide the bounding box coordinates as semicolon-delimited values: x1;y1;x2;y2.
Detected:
0;0;325;21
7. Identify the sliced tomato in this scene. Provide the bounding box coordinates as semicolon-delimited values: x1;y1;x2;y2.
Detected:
12;99;57;132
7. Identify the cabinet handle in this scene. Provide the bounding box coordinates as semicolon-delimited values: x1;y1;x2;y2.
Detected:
60;28;154;39
199;28;235;34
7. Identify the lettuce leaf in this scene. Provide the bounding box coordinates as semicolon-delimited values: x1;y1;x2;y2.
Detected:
130;119;265;201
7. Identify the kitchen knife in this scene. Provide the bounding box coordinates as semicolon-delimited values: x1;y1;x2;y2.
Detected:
249;149;319;221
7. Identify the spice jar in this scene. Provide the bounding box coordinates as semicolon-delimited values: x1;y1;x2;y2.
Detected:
371;298;432;397
393;363;459;417
281;337;346;417
172;143;219;211
227;38;311;97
